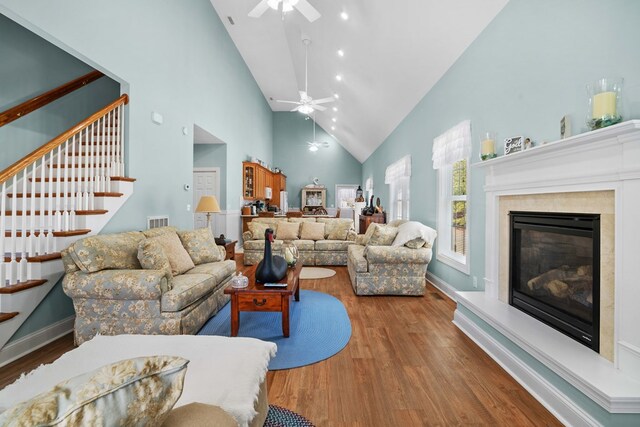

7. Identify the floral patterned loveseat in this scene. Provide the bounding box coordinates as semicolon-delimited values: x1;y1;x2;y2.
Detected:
61;226;235;344
242;217;357;266
347;220;437;296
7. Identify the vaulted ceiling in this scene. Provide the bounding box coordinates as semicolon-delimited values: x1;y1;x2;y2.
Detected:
210;0;509;162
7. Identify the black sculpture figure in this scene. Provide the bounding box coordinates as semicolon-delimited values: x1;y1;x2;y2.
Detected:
255;228;288;283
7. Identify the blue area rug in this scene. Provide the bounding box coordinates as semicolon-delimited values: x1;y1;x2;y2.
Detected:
198;290;351;370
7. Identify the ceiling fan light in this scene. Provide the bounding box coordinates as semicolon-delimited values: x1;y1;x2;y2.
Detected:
267;0;280;10
298;104;314;115
309;144;319;152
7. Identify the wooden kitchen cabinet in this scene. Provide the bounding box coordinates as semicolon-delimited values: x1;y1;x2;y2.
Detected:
242;162;286;204
255;167;266;200
271;173;287;208
243;163;256;200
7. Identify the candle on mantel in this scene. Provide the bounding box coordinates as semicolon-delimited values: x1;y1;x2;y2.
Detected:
480;132;497;161
592;91;617;118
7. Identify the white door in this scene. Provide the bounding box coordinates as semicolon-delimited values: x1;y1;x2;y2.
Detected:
193;169;220;231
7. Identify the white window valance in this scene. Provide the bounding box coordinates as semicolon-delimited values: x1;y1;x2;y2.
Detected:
385;155;411;184
365;177;373;191
432;120;471;170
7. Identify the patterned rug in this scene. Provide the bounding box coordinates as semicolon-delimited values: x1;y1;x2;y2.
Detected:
198;290;351;370
264;405;315;427
299;267;336;280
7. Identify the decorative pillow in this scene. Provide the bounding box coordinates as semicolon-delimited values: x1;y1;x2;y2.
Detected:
162;403;237;427
392;221;438;248
368;225;399;246
405;238;427;249
361;222;380;246
138;239;173;291
388;219;409;227
248;221;270;241
149;232;195;275
300;222;325;240
177;228;223;265
0;356;188;427
320;220;353;240
287;217;317;223
69;231;144;273
142;226;179;238
276;222;300;240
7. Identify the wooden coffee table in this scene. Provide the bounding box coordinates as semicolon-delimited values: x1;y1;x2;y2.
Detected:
224;263;302;338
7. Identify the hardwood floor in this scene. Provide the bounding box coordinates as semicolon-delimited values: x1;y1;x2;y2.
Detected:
0;256;561;426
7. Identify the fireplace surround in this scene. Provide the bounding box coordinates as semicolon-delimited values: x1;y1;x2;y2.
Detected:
453;121;640;423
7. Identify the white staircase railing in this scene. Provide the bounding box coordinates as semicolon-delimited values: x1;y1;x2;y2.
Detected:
0;95;128;287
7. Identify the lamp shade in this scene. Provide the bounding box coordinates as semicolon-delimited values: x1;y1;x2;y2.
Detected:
195;195;221;213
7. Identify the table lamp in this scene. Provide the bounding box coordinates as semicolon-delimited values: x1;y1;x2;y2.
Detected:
195;195;221;230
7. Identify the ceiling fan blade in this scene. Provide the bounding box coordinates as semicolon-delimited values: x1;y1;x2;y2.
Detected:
311;104;326;111
320;141;330;148
275;99;301;104
294;0;321;22
311;97;335;105
290;106;301;112
248;0;271;18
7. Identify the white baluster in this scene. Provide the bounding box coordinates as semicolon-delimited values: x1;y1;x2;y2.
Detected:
62;140;70;231
10;175;19;284
46;151;54;253
0;182;6;286
119;104;125;176
89;122;95;210
77;128;84;212
19;170;28;281
28;162;37;257
69;135;76;231
55;146;62;232
99;116;106;192
106;110;112;190
38;155;46;255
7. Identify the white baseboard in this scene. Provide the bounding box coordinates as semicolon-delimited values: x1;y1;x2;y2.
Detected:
425;271;458;301
0;316;75;368
453;309;601;427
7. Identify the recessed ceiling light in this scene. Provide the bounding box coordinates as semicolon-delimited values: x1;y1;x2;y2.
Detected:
332;107;338;112
337;49;344;57
334;93;340;99
332;118;337;122
340;11;349;20
331;126;335;130
335;74;342;82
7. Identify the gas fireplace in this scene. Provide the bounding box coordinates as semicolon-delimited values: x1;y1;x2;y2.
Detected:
509;212;600;352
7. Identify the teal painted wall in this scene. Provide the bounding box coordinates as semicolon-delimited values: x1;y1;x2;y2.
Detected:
362;0;640;292
0;13;120;171
193;143;227;208
273;112;362;208
1;0;273;342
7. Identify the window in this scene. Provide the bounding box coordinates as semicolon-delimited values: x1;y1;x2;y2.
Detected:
335;184;358;208
433;121;471;273
385;156;411;221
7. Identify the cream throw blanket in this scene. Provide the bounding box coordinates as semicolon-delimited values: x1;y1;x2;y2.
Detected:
0;335;276;427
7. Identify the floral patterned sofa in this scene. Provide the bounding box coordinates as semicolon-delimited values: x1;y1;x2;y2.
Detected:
347;220;437;296
242;217;356;266
61;226;235;344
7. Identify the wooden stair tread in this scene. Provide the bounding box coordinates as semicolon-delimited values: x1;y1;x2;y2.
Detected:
8;192;123;198
0;312;19;323
4;210;106;216
3;252;61;263
4;229;91;238
0;280;47;294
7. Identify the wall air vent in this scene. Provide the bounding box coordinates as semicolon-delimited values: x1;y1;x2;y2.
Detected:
147;216;169;229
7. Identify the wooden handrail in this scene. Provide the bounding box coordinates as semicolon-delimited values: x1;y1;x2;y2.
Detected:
0;70;105;127
0;94;129;185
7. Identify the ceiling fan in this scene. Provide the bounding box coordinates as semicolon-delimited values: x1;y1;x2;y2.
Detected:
306;115;330;152
276;38;334;115
248;0;320;22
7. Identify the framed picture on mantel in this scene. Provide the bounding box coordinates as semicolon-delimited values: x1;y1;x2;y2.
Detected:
504;136;524;155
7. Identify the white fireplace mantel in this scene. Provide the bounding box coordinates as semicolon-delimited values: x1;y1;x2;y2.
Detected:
454;121;640;422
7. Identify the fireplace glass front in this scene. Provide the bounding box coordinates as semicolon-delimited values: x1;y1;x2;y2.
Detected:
509;212;600;352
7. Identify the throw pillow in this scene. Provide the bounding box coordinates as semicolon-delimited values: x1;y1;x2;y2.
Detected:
69;231;144;273
368;225;399;246
149;232;195;275
248;221;271;241
392;221;438;248
276;222;300;240
300;222;325;240
177;228;223;265
138;239;173;291
320;219;353;240
162;403;237;427
361;222;380;246
0;356;188;426
404;238;427;249
388;219;409;227
142;226;179;238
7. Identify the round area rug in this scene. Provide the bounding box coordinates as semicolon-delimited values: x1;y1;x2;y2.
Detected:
198;290;351;370
299;267;336;280
264;405;315;427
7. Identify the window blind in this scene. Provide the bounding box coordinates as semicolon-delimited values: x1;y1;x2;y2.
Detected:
432;120;471;170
